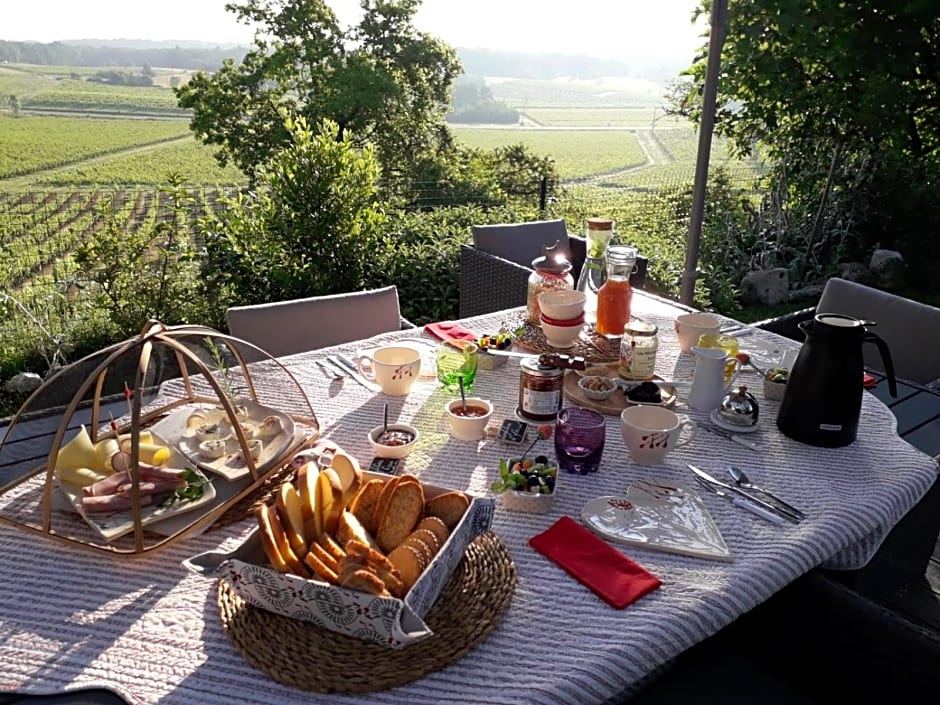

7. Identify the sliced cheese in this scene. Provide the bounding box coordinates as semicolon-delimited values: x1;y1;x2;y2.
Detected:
93;438;122;472
56;426;100;472
56;466;109;488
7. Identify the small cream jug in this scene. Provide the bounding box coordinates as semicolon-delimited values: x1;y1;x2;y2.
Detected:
687;346;742;411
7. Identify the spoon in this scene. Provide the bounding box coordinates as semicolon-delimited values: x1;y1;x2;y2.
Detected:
383;401;389;436
458;377;467;410
736;352;766;377
727;466;806;519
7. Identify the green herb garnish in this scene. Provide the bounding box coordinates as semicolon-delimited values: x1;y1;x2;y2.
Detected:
161;468;210;507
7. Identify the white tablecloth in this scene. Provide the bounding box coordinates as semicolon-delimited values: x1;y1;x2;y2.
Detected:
1;293;936;705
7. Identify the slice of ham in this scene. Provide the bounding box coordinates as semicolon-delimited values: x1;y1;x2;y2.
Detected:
83;470;130;497
82;493;154;513
82;465;189;497
115;479;186;497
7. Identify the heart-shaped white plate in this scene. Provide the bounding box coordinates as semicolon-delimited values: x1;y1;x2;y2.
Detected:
580;479;732;561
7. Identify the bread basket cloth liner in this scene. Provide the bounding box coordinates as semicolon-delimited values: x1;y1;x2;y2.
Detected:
184;478;495;649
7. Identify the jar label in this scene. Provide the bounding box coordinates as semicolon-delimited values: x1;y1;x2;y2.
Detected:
521;388;561;415
620;347;657;380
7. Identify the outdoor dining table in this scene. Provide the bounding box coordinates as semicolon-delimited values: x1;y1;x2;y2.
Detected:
1;290;937;705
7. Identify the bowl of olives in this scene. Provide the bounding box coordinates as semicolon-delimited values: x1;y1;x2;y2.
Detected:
491;455;558;514
763;368;789;401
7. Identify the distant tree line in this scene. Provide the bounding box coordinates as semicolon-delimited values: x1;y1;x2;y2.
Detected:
0;41;247;70
446;75;518;124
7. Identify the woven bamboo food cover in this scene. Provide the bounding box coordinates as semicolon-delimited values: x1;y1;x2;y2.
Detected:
0;322;319;555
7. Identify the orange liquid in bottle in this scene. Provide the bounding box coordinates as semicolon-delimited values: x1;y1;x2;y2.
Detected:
595;278;633;336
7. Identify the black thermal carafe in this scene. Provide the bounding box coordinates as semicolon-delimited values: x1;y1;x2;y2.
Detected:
777;314;897;447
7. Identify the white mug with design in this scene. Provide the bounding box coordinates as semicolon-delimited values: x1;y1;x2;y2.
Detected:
357;346;421;396
620;405;697;465
674;312;721;354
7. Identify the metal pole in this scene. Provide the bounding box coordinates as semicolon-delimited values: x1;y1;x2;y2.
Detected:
680;0;729;306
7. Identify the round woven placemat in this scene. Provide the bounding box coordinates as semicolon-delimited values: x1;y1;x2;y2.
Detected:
217;531;516;693
515;322;620;362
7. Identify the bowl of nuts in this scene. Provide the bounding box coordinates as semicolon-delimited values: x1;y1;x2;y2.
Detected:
578;375;619;400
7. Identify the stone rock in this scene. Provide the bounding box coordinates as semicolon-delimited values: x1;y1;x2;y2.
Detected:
4;372;42;395
788;284;824;302
838;262;872;284
869;249;906;290
740;268;789;305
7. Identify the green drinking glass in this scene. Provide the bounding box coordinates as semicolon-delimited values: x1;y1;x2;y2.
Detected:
436;340;479;393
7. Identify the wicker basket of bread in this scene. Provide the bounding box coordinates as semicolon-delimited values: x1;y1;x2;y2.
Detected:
186;441;495;647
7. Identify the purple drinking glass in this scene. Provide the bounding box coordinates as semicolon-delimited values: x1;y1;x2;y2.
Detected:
554;407;606;474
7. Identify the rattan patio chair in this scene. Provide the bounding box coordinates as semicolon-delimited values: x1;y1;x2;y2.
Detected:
459;230;647;318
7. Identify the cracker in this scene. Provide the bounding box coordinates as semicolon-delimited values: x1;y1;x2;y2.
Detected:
402;535;434;567
376;480;425;554
316;532;347;563
307;540;339;573
406;528;442;557
347;479;385;535
425;491;469;530
387;543;424;591
303;549;339;585
416;516;450;546
339;568;389;597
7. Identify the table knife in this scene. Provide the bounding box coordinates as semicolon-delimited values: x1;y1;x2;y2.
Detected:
692;476;785;524
701;422;760;451
327;355;382;393
687;464;802;524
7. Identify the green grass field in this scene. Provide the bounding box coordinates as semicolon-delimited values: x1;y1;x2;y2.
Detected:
0;115;191;178
33;137;246;186
24;79;185;114
487;76;667;108
453;128;647;179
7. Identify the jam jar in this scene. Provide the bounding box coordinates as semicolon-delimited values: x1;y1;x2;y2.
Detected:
526;241;574;325
518;357;564;421
619;322;658;380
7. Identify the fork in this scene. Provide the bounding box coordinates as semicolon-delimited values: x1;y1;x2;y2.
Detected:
691;475;785;524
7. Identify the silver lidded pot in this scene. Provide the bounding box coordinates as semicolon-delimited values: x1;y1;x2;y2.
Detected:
717;385;759;427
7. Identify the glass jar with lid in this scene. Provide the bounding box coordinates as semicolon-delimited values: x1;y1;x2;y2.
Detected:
575;218;614;325
619;321;658;380
526;241;574;325
595;245;637;337
518;357;565;421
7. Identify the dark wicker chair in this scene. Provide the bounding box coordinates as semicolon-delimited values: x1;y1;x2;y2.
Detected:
754;282;940;679
459;234;648;318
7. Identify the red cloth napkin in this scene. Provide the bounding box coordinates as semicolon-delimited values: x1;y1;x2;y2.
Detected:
529;516;662;609
424;321;477;342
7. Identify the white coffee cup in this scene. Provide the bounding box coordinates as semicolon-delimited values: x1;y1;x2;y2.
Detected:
674;312;721;354
357;346;421;396
444;397;493;441
620;405;697;465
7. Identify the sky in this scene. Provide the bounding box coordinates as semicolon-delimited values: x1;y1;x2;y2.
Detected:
2;0;707;61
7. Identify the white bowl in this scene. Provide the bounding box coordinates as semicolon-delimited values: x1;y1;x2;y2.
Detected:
445;397;493;441
541;317;584;348
538;290;586;320
578;375;619;400
368;422;420;459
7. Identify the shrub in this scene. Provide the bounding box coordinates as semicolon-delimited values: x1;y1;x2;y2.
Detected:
197;116;389;327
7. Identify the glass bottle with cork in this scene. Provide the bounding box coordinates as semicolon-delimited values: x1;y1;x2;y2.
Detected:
575;217;614;326
526;241;574;326
595;245;637;337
